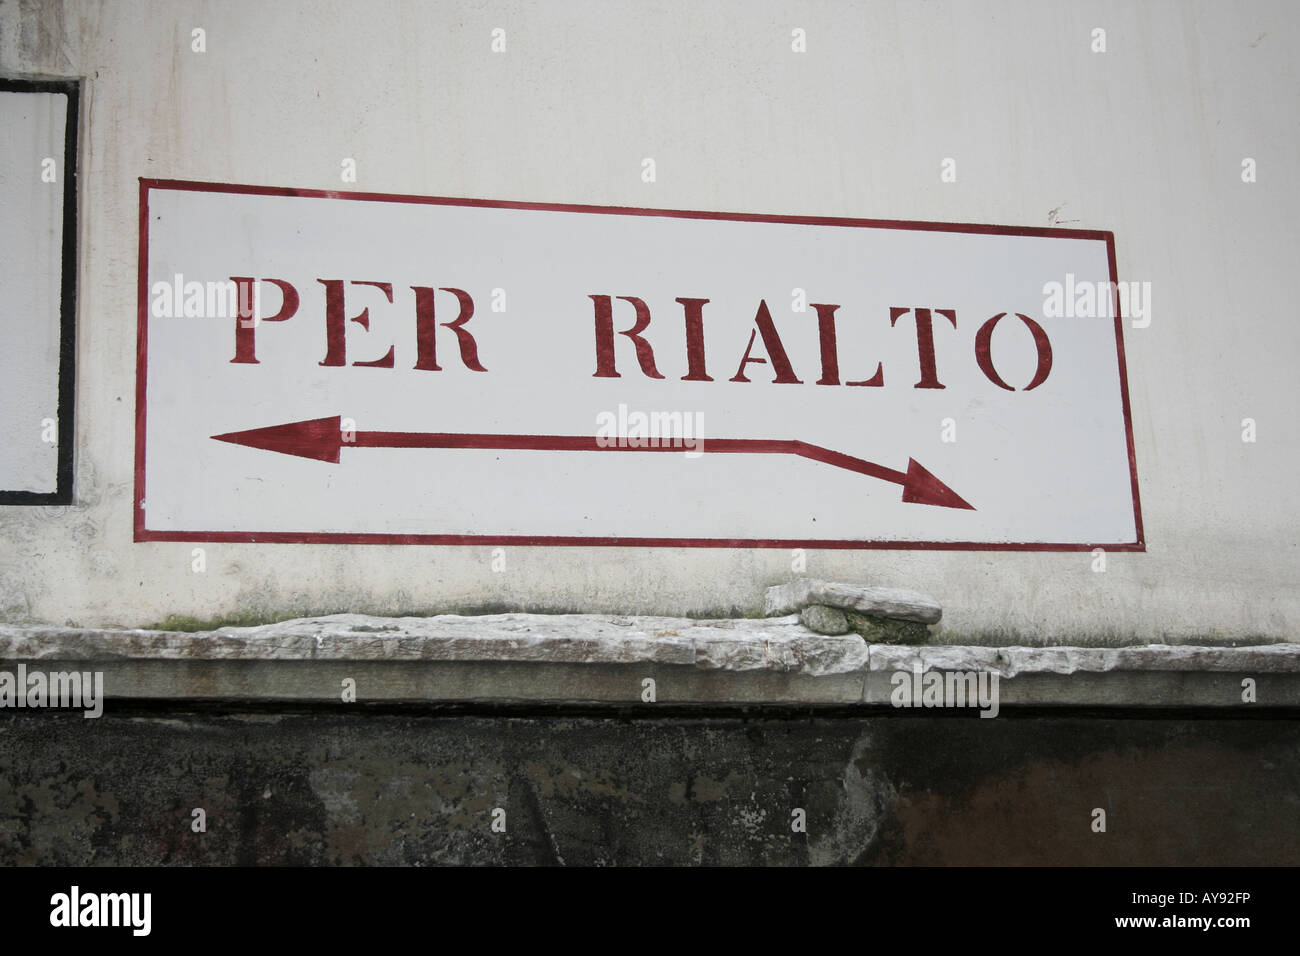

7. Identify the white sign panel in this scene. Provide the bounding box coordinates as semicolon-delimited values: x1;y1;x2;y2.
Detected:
137;181;1142;549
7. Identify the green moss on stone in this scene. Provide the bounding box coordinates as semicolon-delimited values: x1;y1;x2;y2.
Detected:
844;611;930;644
148;611;300;632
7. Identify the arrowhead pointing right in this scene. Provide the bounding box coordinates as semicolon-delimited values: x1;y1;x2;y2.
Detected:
212;415;343;463
901;458;975;510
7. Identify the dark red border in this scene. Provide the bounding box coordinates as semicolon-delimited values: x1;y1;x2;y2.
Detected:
135;178;1144;551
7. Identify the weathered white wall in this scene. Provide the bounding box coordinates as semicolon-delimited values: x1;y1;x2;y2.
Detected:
0;0;1296;642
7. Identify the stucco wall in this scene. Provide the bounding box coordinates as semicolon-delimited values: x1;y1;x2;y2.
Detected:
0;0;1296;642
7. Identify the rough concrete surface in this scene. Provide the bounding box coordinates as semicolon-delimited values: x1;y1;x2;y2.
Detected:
0;614;1297;707
0;710;1296;866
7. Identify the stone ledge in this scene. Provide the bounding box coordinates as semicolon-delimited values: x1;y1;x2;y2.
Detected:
0;613;1296;708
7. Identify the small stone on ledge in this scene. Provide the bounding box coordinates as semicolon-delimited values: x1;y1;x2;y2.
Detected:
844;611;930;644
799;605;850;635
765;579;941;624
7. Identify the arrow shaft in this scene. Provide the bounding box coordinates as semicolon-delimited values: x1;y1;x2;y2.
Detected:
792;441;908;485
351;431;908;486
355;432;607;452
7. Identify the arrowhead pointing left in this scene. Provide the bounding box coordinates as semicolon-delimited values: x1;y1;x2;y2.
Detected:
901;458;975;510
212;415;343;463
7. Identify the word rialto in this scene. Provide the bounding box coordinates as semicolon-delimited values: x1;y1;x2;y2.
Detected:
890;668;1000;718
50;886;151;936
0;665;103;718
214;278;1056;392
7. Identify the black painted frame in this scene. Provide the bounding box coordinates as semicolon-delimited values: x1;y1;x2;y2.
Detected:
0;77;79;505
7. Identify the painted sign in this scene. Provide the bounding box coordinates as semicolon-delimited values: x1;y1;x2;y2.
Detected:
136;180;1142;549
0;80;78;504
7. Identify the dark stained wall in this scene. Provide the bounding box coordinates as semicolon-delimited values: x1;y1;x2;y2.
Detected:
2;709;1297;865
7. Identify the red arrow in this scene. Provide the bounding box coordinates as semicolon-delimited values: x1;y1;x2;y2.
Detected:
212;415;975;510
